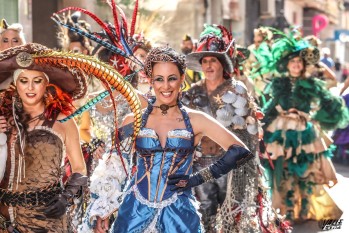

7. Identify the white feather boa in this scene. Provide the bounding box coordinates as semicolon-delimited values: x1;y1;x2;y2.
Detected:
78;152;129;232
0;133;7;182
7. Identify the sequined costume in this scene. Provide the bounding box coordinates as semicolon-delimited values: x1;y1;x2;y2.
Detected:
78;93;132;232
0;120;67;232
261;75;347;220
89;93;130;146
182;78;260;232
110;101;203;232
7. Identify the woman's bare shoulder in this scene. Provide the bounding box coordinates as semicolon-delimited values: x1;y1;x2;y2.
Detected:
56;113;78;128
122;113;135;126
185;107;209;119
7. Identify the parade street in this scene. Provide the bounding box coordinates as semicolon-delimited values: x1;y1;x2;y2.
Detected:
293;162;349;233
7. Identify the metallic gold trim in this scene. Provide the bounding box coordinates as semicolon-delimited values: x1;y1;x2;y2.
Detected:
198;167;214;182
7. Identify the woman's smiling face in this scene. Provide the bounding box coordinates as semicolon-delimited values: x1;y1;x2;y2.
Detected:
16;70;49;107
151;62;184;105
287;56;304;77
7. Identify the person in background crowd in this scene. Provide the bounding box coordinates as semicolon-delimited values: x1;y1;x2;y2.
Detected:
183;24;289;233
0;19;26;51
335;57;342;80
0;19;27;90
181;34;194;55
181;34;202;87
257;30;348;222
320;47;335;70
245;26;274;102
342;63;349;82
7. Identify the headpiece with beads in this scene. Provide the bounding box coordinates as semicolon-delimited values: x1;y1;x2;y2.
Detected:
144;46;186;78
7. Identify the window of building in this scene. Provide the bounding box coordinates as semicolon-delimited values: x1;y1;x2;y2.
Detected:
0;0;18;23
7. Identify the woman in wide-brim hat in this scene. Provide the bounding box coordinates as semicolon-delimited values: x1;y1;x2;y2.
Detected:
0;43;142;232
258;30;349;221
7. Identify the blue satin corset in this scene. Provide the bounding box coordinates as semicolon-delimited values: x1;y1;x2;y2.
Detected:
134;102;196;203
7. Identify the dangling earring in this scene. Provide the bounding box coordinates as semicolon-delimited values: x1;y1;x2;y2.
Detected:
13;92;23;111
43;91;49;106
177;88;183;102
180;81;189;91
146;86;153;98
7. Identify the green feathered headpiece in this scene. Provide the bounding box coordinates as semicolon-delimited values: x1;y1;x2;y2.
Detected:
271;28;320;72
250;28;320;77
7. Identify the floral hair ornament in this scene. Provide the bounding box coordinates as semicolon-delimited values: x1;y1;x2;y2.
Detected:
253;26;273;42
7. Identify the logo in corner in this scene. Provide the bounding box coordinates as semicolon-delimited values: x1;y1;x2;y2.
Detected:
318;219;343;231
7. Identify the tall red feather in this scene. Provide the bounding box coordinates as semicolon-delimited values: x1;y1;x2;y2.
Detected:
116;5;129;38
56;7;115;42
111;0;121;38
130;0;139;37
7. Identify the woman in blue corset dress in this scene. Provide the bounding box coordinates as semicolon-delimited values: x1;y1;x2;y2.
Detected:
91;47;254;233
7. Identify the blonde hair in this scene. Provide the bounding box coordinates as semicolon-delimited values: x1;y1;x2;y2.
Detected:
13;69;49;85
0;23;26;44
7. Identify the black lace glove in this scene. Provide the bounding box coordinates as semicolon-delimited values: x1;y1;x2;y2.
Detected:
43;173;88;219
168;145;254;192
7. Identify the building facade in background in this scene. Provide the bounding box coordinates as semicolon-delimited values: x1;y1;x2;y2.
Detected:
2;0;349;62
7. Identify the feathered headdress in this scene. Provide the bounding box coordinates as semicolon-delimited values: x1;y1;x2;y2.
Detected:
54;11;93;54
253;27;273;43
272;29;320;73
250;28;320;76
52;0;147;78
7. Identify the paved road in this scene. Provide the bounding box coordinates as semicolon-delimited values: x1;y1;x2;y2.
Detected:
292;162;349;233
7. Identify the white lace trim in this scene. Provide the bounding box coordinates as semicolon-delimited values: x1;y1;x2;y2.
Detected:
126;185;178;209
144;209;161;233
78;153;128;232
138;128;157;138
168;130;192;139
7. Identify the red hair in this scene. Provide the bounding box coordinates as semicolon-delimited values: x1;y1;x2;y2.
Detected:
44;84;75;120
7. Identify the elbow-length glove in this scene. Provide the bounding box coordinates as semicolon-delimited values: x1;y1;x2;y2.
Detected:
168;145;254;192
43;173;88;219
